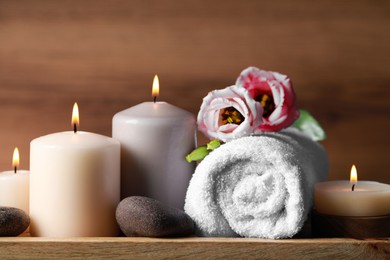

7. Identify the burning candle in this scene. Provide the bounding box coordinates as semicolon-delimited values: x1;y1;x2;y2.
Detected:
30;103;120;237
0;147;29;213
314;165;390;216
112;75;196;209
313;165;390;238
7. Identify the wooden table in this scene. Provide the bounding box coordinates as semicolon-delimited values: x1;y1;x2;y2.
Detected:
0;236;389;259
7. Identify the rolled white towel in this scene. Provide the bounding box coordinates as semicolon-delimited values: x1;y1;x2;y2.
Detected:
184;128;328;238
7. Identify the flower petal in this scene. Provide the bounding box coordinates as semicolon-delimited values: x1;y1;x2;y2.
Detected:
197;85;263;142
237;67;299;132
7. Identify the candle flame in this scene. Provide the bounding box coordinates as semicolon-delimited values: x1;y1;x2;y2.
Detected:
72;102;79;133
350;164;358;184
12;147;19;173
152;75;159;102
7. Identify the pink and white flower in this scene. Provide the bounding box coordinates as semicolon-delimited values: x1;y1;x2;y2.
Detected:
197;85;263;142
236;67;300;132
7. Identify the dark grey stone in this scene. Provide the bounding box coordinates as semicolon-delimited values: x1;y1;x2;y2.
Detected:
0;207;30;236
116;196;194;237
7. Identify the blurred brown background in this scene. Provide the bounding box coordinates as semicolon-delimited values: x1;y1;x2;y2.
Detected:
0;0;389;182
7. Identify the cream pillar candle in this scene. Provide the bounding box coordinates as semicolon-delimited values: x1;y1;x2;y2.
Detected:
112;75;196;209
0;148;29;213
315;165;390;216
30;103;120;237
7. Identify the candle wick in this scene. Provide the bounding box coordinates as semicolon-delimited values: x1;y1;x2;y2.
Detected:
74;123;77;133
14;166;17;174
352;184;355;191
153;96;157;103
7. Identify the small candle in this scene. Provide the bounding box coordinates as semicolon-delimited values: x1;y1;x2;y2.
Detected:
312;165;390;238
315;165;390;216
0;147;29;213
30;103;120;237
112;75;196;209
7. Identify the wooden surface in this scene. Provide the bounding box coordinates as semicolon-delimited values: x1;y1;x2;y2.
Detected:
0;237;388;259
0;0;389;182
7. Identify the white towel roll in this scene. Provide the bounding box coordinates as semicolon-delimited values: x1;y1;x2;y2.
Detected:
184;128;328;238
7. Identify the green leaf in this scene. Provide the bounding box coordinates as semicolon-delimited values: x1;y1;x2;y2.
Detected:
206;140;221;151
186;140;224;162
185;146;209;163
292;109;327;141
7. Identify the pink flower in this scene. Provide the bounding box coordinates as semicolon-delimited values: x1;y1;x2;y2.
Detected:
197;85;263;142
236;67;299;132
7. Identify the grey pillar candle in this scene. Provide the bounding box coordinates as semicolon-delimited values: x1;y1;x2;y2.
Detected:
112;76;196;210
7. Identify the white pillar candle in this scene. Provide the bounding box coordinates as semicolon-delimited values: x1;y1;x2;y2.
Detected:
315;165;390;216
0;148;29;213
112;75;196;209
30;103;120;237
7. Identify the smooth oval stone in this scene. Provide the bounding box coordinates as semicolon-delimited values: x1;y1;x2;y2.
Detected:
0;207;30;236
116;196;195;237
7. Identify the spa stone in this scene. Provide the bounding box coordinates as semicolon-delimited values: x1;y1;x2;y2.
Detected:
0;207;30;236
116;196;194;237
